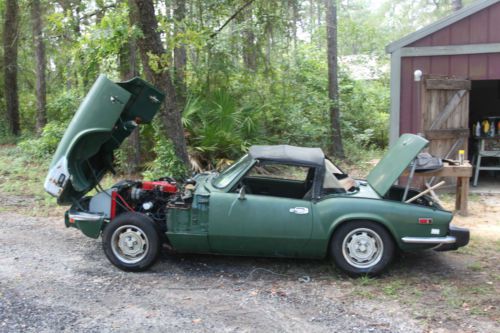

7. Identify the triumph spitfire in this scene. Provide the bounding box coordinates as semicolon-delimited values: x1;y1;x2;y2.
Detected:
44;75;469;276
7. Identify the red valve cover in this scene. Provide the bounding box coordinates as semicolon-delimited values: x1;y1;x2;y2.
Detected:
141;181;177;193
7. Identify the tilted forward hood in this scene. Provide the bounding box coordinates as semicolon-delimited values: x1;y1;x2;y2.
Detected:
44;75;165;204
367;134;428;197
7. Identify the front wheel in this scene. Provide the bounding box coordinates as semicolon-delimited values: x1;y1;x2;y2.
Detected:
330;221;394;276
102;212;160;271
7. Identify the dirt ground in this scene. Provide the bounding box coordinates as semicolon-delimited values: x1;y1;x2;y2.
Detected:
0;193;499;333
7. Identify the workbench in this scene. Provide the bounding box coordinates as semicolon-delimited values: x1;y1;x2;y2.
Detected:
472;136;500;186
404;162;472;215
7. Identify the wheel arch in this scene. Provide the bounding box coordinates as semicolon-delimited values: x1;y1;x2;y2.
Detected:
102;211;161;271
326;216;399;257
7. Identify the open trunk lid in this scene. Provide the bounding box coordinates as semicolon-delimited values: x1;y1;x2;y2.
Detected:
366;134;428;197
44;75;165;204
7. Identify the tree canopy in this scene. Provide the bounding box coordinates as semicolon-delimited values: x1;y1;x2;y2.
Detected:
0;0;469;177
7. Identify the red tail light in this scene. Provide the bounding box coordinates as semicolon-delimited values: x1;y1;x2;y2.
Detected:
418;218;432;224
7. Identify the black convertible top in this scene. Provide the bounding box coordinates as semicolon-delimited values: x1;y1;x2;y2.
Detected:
248;145;325;167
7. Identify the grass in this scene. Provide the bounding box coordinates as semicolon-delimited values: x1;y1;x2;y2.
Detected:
338;145;386;179
0;145;64;216
0;145;125;216
1;143;499;327
346;229;499;324
467;261;483;272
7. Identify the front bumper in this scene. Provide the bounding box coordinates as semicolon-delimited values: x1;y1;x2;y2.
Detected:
401;225;470;251
65;208;105;239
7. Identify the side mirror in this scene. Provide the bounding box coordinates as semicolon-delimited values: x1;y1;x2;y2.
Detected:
238;186;246;200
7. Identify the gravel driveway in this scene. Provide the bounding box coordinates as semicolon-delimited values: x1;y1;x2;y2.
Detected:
0;205;498;332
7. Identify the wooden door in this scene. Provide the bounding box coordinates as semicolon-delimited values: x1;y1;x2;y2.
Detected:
421;76;471;159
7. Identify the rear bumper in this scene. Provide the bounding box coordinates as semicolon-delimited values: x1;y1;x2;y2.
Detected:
433;225;470;251
401;225;470;251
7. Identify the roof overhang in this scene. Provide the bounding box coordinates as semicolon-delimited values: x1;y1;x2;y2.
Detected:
386;0;500;54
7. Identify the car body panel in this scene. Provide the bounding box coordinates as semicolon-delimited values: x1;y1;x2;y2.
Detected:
314;196;453;251
367;134;428;197
207;192;313;256
44;75;165;204
160;136;454;258
46;76;468;270
64;209;104;239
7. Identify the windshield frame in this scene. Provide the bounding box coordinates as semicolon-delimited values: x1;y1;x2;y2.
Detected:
211;154;254;189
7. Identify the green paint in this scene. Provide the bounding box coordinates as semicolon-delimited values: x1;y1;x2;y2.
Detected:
49;80;466;262
367;134;428;197
47;75;165;204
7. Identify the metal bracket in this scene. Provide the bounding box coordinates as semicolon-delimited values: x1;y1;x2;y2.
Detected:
402;158;417;202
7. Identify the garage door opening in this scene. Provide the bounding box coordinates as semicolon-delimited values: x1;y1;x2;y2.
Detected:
469;80;500;191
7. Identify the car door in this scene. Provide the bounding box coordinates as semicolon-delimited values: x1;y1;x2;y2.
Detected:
208;163;314;257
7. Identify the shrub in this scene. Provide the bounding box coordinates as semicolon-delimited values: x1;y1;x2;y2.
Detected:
18;121;68;159
143;123;187;180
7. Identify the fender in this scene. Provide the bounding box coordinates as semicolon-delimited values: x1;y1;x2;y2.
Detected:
327;213;399;247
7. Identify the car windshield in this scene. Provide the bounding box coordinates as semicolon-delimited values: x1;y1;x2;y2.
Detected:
212;154;253;188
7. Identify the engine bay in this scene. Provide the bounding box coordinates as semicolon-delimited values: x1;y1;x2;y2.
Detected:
71;177;196;234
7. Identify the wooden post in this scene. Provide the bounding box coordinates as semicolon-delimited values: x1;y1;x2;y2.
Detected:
455;176;469;216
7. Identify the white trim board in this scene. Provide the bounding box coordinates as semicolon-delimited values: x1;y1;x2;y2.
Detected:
386;0;500;53
401;43;500;57
389;49;402;146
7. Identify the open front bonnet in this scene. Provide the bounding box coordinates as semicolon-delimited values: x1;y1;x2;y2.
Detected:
44;75;165;204
366;134;429;197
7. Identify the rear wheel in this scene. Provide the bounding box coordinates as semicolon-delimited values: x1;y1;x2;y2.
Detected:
330;221;394;276
102;212;160;271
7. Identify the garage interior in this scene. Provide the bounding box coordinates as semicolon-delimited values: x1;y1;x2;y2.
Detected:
469;80;500;191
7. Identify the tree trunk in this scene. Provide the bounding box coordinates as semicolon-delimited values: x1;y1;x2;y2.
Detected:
174;0;187;102
291;0;298;51
317;0;322;27
309;0;314;42
451;0;463;12
325;0;344;158
242;8;257;71
31;0;48;134
3;0;20;136
132;0;190;166
116;0;142;174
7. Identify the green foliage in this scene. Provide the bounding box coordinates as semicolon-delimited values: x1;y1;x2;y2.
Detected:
18;121;67;159
46;90;82;123
143;123;188;180
182;90;263;169
340;73;390;149
2;0;465;172
0;121;16;144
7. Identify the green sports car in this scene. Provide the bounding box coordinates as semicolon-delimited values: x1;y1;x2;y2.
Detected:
44;75;469;276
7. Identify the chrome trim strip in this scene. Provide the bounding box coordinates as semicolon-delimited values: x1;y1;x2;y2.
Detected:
69;212;103;222
401;236;456;244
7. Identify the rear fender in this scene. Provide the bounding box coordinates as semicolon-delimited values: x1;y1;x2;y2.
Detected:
327;213;398;246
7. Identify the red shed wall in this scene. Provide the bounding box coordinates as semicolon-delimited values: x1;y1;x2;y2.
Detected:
399;1;500;134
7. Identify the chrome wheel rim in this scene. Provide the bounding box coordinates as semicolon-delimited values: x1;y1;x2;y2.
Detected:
111;225;149;264
342;228;383;269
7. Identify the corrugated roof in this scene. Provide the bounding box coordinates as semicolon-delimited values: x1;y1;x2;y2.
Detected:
386;0;500;53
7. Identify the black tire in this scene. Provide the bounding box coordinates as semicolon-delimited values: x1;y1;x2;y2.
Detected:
330;221;394;277
102;212;160;272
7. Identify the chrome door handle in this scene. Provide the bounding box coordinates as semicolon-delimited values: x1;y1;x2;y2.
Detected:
289;207;309;215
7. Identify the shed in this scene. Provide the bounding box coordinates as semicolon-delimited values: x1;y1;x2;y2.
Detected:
386;0;500;171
